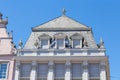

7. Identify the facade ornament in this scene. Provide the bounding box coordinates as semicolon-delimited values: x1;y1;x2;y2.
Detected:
83;39;88;48
18;40;23;49
48;61;54;69
16;61;20;70
9;30;13;38
100;62;106;69
99;38;104;48
82;61;88;69
0;12;2;20
34;40;39;48
32;61;37;69
65;61;71;69
11;41;16;54
62;8;66;16
0;12;8;25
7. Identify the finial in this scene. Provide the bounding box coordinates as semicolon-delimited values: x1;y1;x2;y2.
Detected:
9;30;13;38
0;12;3;19
18;39;23;49
99;37;104;48
62;8;66;16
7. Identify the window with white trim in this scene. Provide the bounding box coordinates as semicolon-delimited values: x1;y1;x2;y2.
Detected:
41;39;49;49
20;63;31;77
0;63;8;79
72;63;82;79
55;63;65;79
37;63;48;78
89;63;100;78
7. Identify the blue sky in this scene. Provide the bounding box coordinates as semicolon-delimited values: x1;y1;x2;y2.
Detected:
0;0;120;80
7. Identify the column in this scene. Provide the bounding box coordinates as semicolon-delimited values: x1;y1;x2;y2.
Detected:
48;61;54;80
65;61;71;80
82;61;89;80
30;61;37;80
100;62;107;80
14;61;20;80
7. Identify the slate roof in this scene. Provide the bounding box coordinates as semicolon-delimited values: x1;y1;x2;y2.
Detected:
24;15;98;49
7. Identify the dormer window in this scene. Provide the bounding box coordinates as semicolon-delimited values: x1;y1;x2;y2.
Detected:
41;39;49;49
39;34;51;49
70;33;83;48
56;39;65;49
54;33;66;49
73;39;81;48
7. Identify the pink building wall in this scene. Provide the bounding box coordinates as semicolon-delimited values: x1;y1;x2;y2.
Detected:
0;13;15;80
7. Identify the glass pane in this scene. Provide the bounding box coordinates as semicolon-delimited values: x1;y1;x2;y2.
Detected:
57;39;64;49
89;63;100;77
73;39;80;48
41;40;49;49
38;63;48;77
55;63;65;78
20;63;31;77
0;63;7;79
72;63;82;78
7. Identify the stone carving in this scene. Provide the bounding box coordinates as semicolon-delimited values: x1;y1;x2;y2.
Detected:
100;62;106;69
31;61;37;69
16;61;20;70
99;38;104;48
82;61;88;69
11;41;16;54
34;40;39;48
18;40;23;49
65;61;71;69
83;39;88;48
48;61;54;69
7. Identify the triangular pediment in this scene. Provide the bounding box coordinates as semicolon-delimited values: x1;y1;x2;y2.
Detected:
32;16;90;31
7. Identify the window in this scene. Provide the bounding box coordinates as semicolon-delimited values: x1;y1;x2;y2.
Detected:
55;63;65;80
37;63;48;78
20;63;31;78
73;39;81;48
89;63;100;78
72;63;82;80
41;39;49;49
0;63;8;79
56;39;64;49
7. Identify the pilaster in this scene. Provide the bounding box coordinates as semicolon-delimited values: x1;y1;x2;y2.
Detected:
82;61;89;80
48;61;54;80
65;61;71;80
14;61;20;80
100;62;107;80
30;61;37;80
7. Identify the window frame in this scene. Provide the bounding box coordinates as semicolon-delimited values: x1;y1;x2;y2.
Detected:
0;62;9;79
40;39;49;49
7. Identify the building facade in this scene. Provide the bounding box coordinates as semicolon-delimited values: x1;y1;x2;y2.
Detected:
0;13;15;80
14;11;110;80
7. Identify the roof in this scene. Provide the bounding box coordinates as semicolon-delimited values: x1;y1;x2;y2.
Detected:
32;15;90;31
